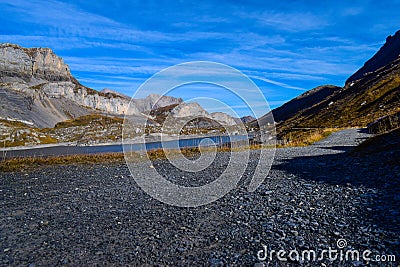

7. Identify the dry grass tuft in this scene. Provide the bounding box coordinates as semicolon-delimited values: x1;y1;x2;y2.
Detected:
53;114;123;128
277;128;340;147
0;153;125;172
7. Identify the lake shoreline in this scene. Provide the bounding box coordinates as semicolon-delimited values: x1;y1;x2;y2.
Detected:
0;133;236;152
0;134;251;159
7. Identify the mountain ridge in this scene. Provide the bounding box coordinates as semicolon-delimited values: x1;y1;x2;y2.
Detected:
0;43;246;147
0;43;184;128
262;30;400;143
346;30;400;84
3;29;400;148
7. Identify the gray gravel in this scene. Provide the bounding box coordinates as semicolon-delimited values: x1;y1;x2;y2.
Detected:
1;128;399;266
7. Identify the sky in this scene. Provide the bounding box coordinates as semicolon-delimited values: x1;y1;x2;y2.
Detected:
1;0;400;117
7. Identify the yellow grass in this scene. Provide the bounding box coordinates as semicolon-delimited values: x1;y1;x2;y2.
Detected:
0;142;271;172
0;153;125;172
276;127;341;148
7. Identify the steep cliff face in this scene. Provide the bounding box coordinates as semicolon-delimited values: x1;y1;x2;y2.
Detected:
0;43;238;133
0;82;96;128
0;43;136;122
0;43;184;127
31;47;71;82
0;43;71;83
40;82;137;115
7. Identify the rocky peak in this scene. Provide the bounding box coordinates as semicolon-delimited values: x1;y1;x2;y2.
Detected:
210;112;238;126
0;43;72;84
0;43;238;130
171;102;208;118
100;88;130;99
131;93;183;112
346;30;400;84
239;115;256;124
146;94;183;109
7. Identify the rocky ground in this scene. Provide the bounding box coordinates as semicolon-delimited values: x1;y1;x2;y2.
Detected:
1;129;399;266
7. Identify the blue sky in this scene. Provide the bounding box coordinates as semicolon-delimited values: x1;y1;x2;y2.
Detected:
1;0;399;117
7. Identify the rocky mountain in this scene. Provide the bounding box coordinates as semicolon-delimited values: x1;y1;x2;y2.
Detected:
346;30;400;84
100;88;129;98
0;43;183;128
278;57;400;130
254;85;341;125
259;31;400;143
209;112;238;126
101;89;184;113
150;102;241;127
170;103;208;118
0;43;72;83
136;94;183;112
238;115;256;124
272;85;341;123
249;85;341;128
0;43;243;147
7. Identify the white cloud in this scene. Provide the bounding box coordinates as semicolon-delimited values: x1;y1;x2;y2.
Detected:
236;10;329;32
249;75;306;91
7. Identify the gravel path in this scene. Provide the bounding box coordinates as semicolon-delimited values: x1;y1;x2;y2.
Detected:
1;128;399;266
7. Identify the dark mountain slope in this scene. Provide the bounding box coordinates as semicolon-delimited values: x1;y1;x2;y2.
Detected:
280;56;400;131
346;30;400;84
253;30;400;143
272;85;341;122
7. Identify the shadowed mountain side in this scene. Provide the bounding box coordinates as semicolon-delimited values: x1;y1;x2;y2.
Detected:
347;30;400;84
249;85;341;129
272;85;341;123
251;30;400;147
271;55;400;143
279;56;400;129
353;127;400;156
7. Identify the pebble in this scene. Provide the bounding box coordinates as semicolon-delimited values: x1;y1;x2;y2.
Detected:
0;129;398;266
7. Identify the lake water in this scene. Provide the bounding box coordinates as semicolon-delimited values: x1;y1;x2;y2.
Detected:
1;135;250;158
